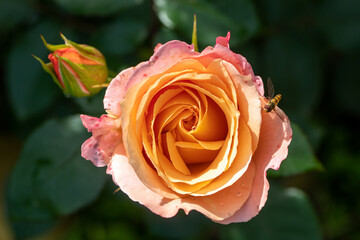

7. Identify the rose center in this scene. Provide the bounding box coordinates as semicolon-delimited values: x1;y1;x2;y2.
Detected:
145;85;229;175
182;112;197;131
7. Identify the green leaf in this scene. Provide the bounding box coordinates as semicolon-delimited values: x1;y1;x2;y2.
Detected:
317;0;360;52
254;0;315;26
52;0;144;16
145;210;213;239
332;55;360;116
6;21;63;121
269;123;323;177
0;0;35;35
92;19;147;57
153;27;182;46
74;88;107;116
263;34;323;117
220;185;322;240
154;0;260;47
6;115;108;238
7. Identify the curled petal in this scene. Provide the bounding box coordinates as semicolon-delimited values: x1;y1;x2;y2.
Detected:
198;36;264;96
218;107;292;224
104;67;135;116
81;137;106;167
104;41;199;116
107;146;182;218
123;40;199;93
108;145;256;221
154;43;162;52
80;114;122;167
215;31;231;48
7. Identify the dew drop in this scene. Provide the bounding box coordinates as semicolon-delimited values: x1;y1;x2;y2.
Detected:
237;192;242;197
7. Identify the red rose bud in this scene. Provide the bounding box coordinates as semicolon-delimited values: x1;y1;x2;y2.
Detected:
34;33;108;97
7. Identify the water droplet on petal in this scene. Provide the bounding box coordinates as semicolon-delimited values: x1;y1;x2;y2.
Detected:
237;192;242;197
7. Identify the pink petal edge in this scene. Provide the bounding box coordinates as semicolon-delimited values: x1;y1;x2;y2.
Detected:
107;145;257;222
104;67;135;117
200;33;264;96
80;114;123;167
218;110;292;224
124;40;198;92
81;137;107;167
215;31;231;48
103;40;199;117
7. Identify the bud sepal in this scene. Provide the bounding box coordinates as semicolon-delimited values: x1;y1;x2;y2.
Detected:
34;34;108;97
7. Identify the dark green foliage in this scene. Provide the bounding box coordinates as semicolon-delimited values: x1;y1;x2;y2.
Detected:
220;184;321;240
154;0;259;47
6;116;108;239
269;123;323;177
6;21;62;121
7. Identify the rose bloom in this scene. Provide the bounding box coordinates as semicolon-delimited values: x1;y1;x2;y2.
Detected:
81;32;292;224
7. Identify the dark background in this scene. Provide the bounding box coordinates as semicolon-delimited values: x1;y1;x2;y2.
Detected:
1;0;359;239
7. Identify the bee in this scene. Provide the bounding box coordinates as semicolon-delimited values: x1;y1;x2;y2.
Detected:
263;78;286;121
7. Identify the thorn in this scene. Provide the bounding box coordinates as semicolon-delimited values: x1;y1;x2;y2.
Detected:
113;188;121;194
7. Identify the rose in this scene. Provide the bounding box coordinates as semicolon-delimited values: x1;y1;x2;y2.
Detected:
81;32;292;223
34;34;108;97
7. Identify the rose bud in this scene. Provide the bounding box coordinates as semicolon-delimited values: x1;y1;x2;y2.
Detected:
80;32;292;224
34;34;108;97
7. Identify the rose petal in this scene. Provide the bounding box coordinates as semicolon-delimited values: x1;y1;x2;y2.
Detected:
192;118;253;196
108;145;256;222
197;39;265;96
80;114;122;166
154;43;162;52
107;146;182;218
181;161;255;221
152;80;238;185
81;114;118;131
165;131;191;175
104;41;198;117
218;106;292;224
122;63;240;191
124;41;199;93
104;67;135;116
81;137;106;167
221;61;262;151
215;31;231;48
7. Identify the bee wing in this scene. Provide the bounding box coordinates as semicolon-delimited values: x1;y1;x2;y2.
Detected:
267;77;275;99
274;107;288;122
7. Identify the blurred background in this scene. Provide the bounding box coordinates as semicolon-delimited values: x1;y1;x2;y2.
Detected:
1;0;359;239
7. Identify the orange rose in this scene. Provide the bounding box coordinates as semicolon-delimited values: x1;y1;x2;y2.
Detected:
81;32;292;223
